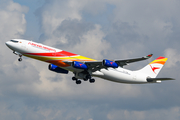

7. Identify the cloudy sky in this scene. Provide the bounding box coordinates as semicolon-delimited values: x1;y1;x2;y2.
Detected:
0;0;180;119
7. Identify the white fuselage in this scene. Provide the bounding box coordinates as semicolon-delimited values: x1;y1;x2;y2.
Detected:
6;39;149;84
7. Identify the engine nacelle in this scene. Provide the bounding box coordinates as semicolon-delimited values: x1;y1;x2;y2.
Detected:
48;64;69;74
103;59;118;68
72;61;88;69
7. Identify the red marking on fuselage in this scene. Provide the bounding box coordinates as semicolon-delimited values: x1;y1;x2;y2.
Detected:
25;51;78;57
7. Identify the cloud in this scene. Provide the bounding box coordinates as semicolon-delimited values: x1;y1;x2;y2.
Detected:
0;0;29;87
0;0;28;67
35;0;83;36
0;0;28;41
1;0;180;119
106;0;179;58
34;0;180;116
72;24;110;59
107;107;180;120
164;48;180;68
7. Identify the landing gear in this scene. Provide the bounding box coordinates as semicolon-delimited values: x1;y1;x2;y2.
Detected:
18;54;22;62
89;78;95;83
83;75;91;81
18;58;22;62
72;77;82;84
72;77;77;81
72;71;95;84
13;51;22;62
76;80;81;84
72;76;95;84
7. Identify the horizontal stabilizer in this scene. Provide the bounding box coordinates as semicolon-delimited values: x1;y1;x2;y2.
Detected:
147;78;175;82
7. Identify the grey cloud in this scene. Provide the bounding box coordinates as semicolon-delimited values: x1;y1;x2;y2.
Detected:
108;0;180;56
48;19;95;48
1;0;180;120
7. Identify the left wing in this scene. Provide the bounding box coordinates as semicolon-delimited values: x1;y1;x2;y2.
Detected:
64;54;153;72
115;54;153;67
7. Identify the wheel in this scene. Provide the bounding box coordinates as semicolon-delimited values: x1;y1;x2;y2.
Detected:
18;58;22;62
76;80;81;84
72;77;77;81
83;75;91;81
89;78;95;83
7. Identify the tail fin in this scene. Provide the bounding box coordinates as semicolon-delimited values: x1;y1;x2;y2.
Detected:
136;56;168;78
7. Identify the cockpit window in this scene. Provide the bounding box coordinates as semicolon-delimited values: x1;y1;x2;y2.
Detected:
10;40;19;43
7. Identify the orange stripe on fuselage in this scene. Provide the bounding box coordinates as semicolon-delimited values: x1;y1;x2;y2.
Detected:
48;60;70;67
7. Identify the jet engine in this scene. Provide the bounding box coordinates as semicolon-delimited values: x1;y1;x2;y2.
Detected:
48;64;69;74
103;59;118;68
72;61;88;69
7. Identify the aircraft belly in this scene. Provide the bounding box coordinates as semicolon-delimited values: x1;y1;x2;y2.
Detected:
100;68;147;84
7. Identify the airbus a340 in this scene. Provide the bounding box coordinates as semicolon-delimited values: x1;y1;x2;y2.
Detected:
6;39;174;84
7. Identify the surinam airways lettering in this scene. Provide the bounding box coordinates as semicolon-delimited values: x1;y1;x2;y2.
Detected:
28;42;56;52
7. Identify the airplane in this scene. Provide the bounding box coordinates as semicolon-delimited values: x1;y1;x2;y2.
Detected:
5;39;174;84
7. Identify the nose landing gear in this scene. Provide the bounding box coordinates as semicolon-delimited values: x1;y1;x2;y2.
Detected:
13;51;22;62
18;57;22;62
18;54;22;62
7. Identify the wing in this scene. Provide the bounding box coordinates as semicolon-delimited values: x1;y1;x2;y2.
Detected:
115;54;153;67
64;54;153;72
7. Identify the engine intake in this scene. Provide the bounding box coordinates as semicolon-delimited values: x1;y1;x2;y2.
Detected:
103;59;118;68
48;64;69;74
72;61;88;69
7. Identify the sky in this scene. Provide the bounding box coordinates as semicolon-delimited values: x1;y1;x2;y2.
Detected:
0;0;180;120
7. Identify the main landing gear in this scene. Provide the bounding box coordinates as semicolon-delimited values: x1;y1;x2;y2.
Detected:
72;76;95;85
72;77;82;84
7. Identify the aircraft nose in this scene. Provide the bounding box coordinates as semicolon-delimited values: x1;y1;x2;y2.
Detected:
5;41;14;49
5;41;9;46
5;41;11;47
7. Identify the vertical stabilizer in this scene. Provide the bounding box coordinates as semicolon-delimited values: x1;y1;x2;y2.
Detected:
136;56;168;78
